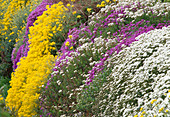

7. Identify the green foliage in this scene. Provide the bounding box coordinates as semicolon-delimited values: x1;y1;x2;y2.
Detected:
0;96;11;117
38;52;94;116
0;36;14;77
0;76;11;117
76;67;112;116
0;76;10;99
0;107;10;117
162;0;170;2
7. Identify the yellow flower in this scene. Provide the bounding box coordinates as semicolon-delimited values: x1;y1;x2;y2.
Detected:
62;16;66;18
15;38;19;42
106;0;110;3
101;1;105;4
72;11;76;15
159;107;164;113
68;35;73;39
5;37;8;39
0;95;3;101
151;99;157;104
87;8;92;13
101;1;105;5
140;107;143;111
141;111;145;115
1;32;6;35
71;0;75;1
0;97;3;101
65;41;70;47
97;4;101;7
67;3;71;7
10;31;14;35
52;26;56;31
165;110;168;113
29;8;32;12
154;115;156;117
134;115;138;117
46;5;50;9
70;46;73;49
50;42;56;45
77;15;81;18
49;33;53;37
168;89;170;92
9;39;11;42
71;5;74;7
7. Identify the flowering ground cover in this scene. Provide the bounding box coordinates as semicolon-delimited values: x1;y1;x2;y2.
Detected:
0;0;170;116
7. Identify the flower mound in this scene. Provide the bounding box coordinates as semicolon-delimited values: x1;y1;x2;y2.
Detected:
93;26;170;117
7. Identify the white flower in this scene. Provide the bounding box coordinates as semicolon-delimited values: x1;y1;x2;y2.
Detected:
57;80;61;85
58;90;62;93
107;32;111;35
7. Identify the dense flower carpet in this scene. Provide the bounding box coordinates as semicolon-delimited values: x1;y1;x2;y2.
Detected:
0;0;170;116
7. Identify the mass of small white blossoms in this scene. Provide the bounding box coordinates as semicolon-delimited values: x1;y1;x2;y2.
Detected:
94;26;170;117
89;0;169;25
